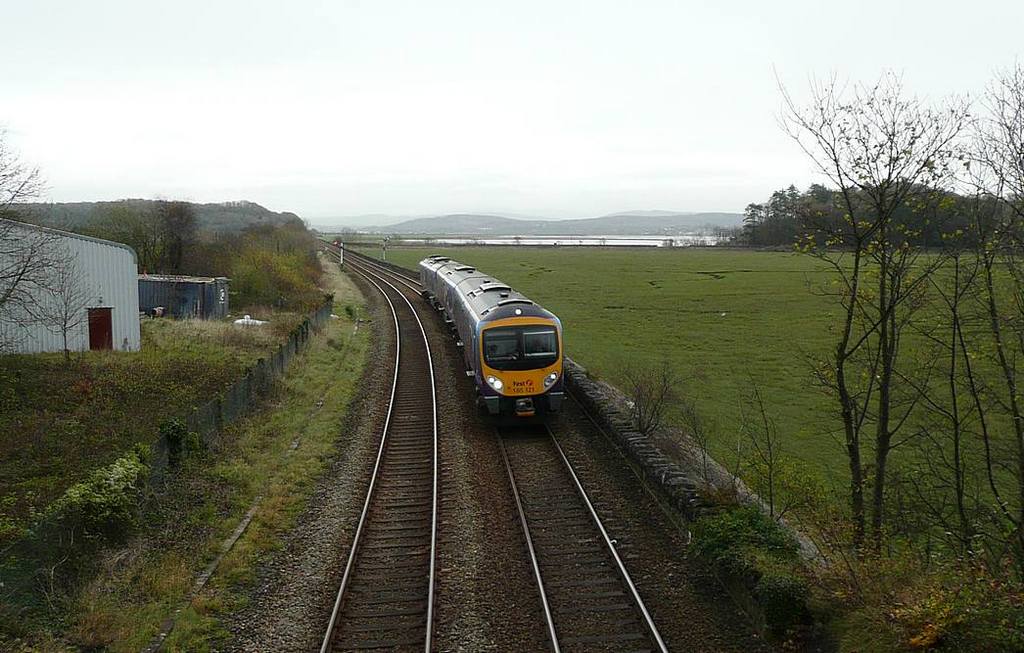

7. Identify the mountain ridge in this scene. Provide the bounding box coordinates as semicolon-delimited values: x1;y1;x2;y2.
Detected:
326;211;743;236
11;199;302;233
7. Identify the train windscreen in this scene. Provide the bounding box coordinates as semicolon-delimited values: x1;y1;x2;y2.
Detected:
483;326;559;371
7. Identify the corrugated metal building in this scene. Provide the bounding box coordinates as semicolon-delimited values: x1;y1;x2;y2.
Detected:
138;275;230;319
0;218;141;353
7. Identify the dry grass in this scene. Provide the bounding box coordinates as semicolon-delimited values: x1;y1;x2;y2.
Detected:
143;313;305;364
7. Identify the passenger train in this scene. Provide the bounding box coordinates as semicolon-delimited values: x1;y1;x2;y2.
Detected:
419;256;564;418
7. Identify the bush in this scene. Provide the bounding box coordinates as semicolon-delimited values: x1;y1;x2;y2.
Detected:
692;505;810;636
755;568;811;634
45;452;148;543
829;557;1024;652
232;247;323;311
692;505;799;562
161;418;203;469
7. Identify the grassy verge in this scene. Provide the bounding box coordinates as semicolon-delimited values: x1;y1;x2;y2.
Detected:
1;260;368;650
0;312;307;548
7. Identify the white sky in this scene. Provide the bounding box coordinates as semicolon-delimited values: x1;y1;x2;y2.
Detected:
2;0;1022;221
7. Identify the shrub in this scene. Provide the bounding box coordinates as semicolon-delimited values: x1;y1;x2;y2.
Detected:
828;557;1024;652
45;452;148;544
161;418;203;469
755;568;811;634
232;247;323;311
692;505;810;635
692;505;799;562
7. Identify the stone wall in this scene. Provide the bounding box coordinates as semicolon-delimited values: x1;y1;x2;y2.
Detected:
563;357;821;563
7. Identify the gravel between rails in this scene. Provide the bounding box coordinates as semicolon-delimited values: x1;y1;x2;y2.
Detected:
217;273;393;653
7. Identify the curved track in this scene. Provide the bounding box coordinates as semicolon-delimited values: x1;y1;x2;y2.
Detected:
499;426;668;653
320;258;439;652
324;243;422;291
332;247;669;652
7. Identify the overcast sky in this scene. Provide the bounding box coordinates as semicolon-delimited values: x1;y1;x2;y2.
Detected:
3;0;1022;222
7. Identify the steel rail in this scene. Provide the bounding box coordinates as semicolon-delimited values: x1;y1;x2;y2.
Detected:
319;263;439;653
341;247;423;291
497;434;562;653
345;254;423;299
546;426;670;653
319;268;401;653
376;269;440;653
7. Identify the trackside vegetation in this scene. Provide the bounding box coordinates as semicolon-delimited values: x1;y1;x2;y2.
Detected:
0;259;369;650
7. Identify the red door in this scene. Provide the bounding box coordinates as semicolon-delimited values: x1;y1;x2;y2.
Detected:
88;308;113;350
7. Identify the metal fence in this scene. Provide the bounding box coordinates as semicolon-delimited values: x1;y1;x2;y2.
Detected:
153;295;335;467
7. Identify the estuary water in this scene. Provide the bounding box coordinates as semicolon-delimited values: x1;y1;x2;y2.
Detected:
390;234;726;247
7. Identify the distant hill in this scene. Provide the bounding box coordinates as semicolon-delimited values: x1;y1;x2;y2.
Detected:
364;211;742;236
11;199;302;233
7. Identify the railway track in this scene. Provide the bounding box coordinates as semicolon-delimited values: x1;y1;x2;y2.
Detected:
499;426;668;653
320;258;439;652
337;248;668;651
324;243;422;290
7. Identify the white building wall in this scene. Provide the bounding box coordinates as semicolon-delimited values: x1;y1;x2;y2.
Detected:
0;220;141;354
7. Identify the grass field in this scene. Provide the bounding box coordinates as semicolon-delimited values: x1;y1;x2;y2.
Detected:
360;245;845;482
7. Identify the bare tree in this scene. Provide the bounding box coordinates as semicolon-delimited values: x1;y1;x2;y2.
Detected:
0;128;42;214
782;72;968;548
37;250;93;361
0;220;58;331
965;63;1024;575
902;244;987;556
0;133;57;348
742;384;782;519
679;393;713;484
622;360;678;436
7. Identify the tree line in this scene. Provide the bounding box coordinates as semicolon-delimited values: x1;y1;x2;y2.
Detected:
81;201;323;311
738;183;994;249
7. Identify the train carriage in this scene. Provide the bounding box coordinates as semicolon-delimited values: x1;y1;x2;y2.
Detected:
419;256;564;417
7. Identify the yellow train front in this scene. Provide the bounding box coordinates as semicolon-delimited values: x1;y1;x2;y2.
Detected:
419;256;564;418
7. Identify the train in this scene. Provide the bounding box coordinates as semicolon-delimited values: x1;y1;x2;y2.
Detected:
419;256;564;418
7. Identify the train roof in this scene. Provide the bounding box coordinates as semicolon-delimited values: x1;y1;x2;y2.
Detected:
420;256;559;324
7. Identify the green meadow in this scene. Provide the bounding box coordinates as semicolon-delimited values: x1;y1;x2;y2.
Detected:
360;245;845;482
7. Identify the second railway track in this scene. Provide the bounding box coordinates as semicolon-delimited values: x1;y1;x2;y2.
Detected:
500;426;668;653
321;259;439;652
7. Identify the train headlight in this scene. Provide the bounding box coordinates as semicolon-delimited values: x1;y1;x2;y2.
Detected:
543;372;558;388
486;375;504;392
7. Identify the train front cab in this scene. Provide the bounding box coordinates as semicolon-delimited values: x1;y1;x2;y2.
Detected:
477;316;564;418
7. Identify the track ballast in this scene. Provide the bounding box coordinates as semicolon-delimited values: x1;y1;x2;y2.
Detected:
320;259;439;652
499;426;668;653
